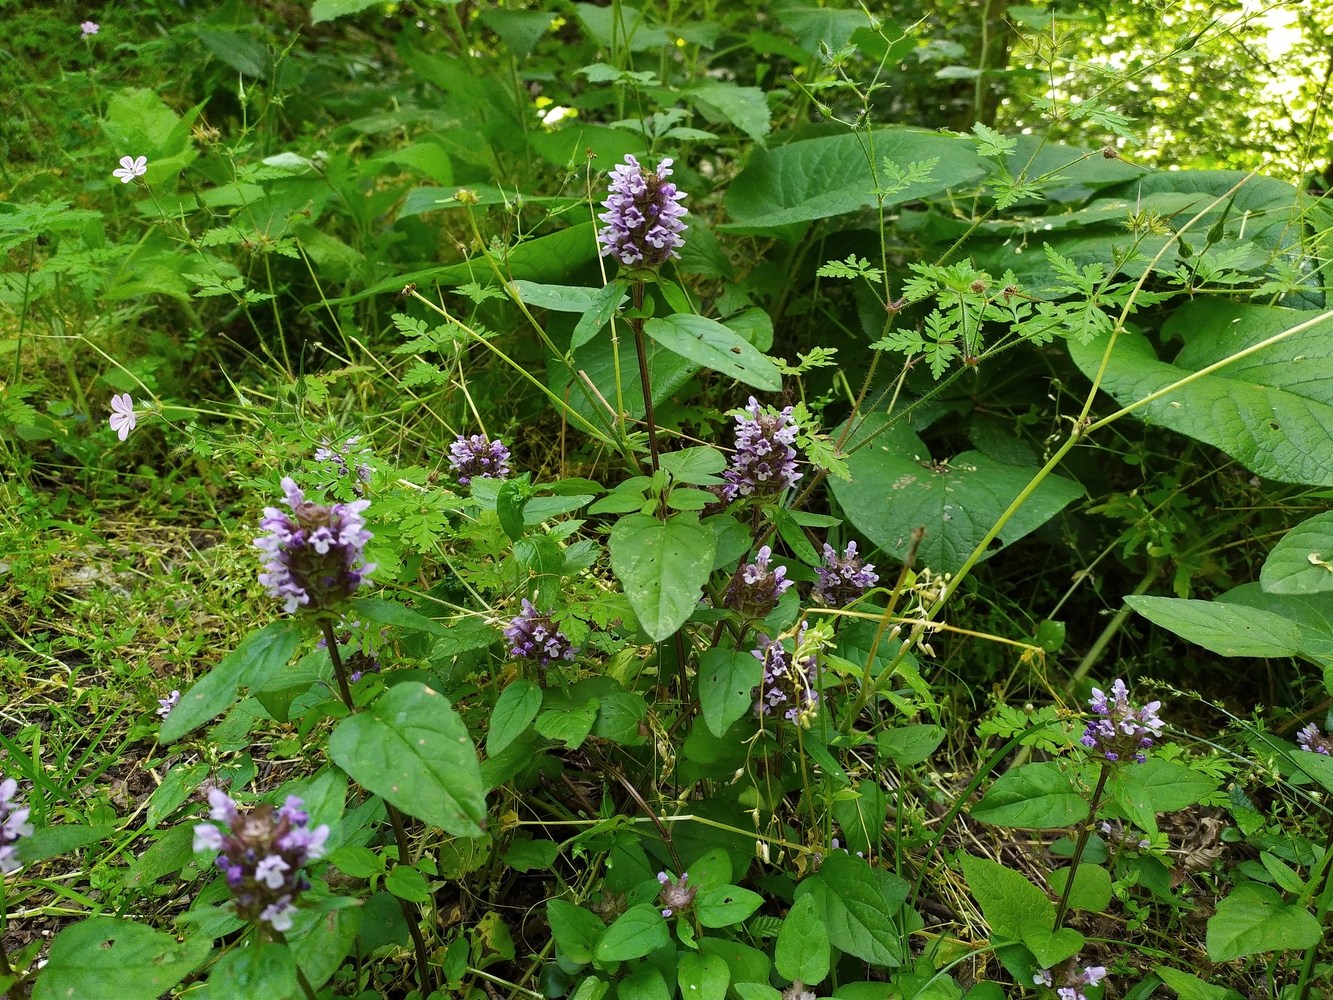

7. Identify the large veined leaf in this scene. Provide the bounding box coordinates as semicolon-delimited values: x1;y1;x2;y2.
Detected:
33;919;211;1000
1260;511;1333;594
644;314;782;392
609;513;716;641
830;414;1083;573
1206;883;1320;961
1068;301;1333;487
724;128;987;232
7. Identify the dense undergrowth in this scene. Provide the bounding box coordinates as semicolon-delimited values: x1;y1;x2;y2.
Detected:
3;2;1333;999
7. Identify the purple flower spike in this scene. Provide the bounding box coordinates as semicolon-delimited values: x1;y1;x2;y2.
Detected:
813;540;879;606
753;626;819;726
1297;723;1333;755
721;397;801;502
315;436;373;495
0;777;34;874
193;790;328;932
1080;678;1163;764
255;478;375;614
448;434;512;487
157;690;180;719
505;599;578;666
597;154;688;269
723;545;793;618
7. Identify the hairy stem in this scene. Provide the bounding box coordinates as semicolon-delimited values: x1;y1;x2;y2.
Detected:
1052;764;1111;930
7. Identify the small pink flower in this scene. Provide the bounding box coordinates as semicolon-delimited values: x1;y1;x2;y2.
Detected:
112;155;148;184
80;21;99;35
108;393;137;440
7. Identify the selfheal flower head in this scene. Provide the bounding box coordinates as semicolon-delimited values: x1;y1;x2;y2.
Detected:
255;477;374;614
1080;678;1163;763
314;436;373;495
108;393;137;440
448;434;511;487
722;397;801;502
113;155;147;183
723;545;793;618
813;540;879;606
504;599;577;666
80;20;99;35
655;870;695;918
192;790;328;932
1297;723;1333;755
0;777;34;874
753;625;819;726
597;154;688;268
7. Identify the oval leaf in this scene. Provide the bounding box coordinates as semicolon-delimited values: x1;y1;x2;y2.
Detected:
1206;883;1321;961
774;894;829;984
1260;511;1333;595
699;648;758;737
34;918;211;1000
488;680;543;755
644;314;781;392
594;903;669;963
972;761;1089;829
610;513;716;642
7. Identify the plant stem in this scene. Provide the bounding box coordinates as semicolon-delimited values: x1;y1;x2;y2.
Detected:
0;882;24;1000
629;282;660;473
1052;764;1111;930
320;620;434;996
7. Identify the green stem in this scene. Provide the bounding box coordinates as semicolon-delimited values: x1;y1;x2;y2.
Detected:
629;282;660;473
1294;838;1333;1000
1052;764;1110;930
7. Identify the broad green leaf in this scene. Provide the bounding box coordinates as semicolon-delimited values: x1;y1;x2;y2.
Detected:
476;8;556;59
796;852;909;967
311;0;382;23
832;414;1083;574
659;445;727;485
959;854;1052;940
971;761;1089;829
831;780;887;856
287;903;362;990
161;620;302;742
17;824;114;865
678;952;730;1000
33;918;211;1000
555;320;698;426
610;513;716;641
528;124;644;168
511;281;607;313
1068;301;1333;487
593;904;669;963
699;648;758;737
1109;758;1219;817
1261;511;1333;594
1125;595;1303;658
1221;583;1333;667
329;682;487;837
876;724;945;766
385;864;431;902
488;680;543;755
1048;864;1112;912
1155;966;1247;999
696;885;764;928
725;128;986;231
685;81;770;144
348;596;446;635
644;314;782;392
504;837;560;872
1016;917;1085;970
571;280;629;351
573;3;669;50
206;939;298;999
774;894;829;984
686;848;733;890
1206;883;1320;961
535;701;600;750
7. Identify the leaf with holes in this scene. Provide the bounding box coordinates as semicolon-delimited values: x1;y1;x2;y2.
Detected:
610;513;716;641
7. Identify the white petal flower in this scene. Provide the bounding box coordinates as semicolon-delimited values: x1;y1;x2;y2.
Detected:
112;155;148;184
108;393;136;440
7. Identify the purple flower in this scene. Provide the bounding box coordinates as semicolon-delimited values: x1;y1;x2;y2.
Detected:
193;790;328;932
113;155;148;184
1080;678;1163;764
314;436;373;494
157;690;180;719
1035;960;1108;1000
721;397;801;502
1297;723;1333;755
108;393;137;440
0;777;34;874
597;154;688;268
656;870;695;918
753;626;819;725
813;540;879;606
80;20;99;35
504;599;577;666
723;545;793;618
255;477;375;614
448;434;512;487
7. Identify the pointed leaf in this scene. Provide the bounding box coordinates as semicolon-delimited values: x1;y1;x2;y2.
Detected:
644;314;782;392
34;918;211;1000
699;648;758;737
610;513;716;641
1206;883;1320;961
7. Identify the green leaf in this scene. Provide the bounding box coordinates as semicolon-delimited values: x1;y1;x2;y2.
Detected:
696;885;764;928
1261;512;1333;594
725;128;986;232
1109;758;1219;817
33;918;211;1000
699;648;758;737
1048;864;1112;912
1067;301;1333;487
385;864;432;902
659;446;727;485
504;837;560;872
310;0;382;23
476;8;557;59
348;596;447;636
958;854;1049;941
206;939;299;999
571;280;629;351
876;724;945;766
16;823;113;865
161;620;302;742
774;894;829;984
548;900;607;966
620;965;670;1000
1155;966;1247;1000
678;952;730;1000
1125;595;1303;658
610;513;716;641
497;480;528;541
329;682;487;837
535;701;599;750
971;761;1089;829
796;852;909;967
685;81;770;144
832;414;1083;574
644;314;782;392
528;124;645;169
593;904;669;963
488;680;543;755
511;281;608;313
1206;883;1321;961
287;903;361;991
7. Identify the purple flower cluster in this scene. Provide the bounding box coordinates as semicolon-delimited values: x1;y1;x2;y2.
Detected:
255;477;375;614
505;599;577;666
753;628;819;725
193;789;329;932
722;397;801;502
157;689;180;719
1033;961;1107;999
315;436;373;494
656;870;696;918
723;545;793;619
1297;723;1333;755
813;540;880;606
597;154;688;269
1080;678;1163;764
448;434;512;487
0;777;33;874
